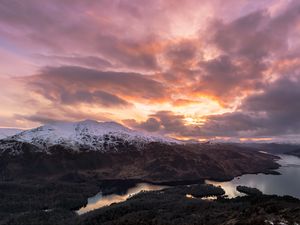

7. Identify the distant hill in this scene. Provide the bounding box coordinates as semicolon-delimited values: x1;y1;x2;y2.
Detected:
286;149;300;158
235;142;300;154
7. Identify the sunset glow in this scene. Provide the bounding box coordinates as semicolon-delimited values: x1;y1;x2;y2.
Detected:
1;0;300;141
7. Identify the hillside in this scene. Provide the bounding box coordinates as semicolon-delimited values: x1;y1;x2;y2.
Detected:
286;149;300;158
0;140;279;183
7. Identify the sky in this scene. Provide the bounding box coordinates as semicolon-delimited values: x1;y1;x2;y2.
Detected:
0;0;300;141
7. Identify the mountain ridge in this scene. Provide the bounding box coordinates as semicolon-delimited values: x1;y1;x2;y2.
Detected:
0;120;280;184
0;128;23;139
3;120;180;154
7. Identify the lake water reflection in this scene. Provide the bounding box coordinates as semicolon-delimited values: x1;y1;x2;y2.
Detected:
77;183;168;214
206;154;300;199
77;154;300;214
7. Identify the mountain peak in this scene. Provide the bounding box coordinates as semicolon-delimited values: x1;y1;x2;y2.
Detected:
77;119;100;126
80;119;99;123
7;119;179;153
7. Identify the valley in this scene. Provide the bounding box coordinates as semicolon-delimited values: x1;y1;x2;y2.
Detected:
0;121;298;225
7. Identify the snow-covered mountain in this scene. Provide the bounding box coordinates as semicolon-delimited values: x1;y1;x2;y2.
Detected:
0;128;23;139
6;120;179;152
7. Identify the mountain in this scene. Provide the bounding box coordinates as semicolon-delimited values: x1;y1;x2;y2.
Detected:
0;119;279;183
286;148;300;158
6;120;179;154
236;142;300;154
0;128;22;139
0;120;282;225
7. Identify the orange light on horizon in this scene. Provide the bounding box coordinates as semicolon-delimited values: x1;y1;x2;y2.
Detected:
239;137;273;142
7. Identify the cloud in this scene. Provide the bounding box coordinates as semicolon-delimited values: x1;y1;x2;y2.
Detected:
1;0;300;141
0;0;162;71
201;112;264;137
165;40;198;67
27;66;168;104
201;74;300;138
194;3;300;104
14;108;112;126
127;69;300;139
59;90;131;107
33;54;113;70
196;55;265;104
125;117;161;132
124;111;202;138
210;2;300;60
17;115;68;125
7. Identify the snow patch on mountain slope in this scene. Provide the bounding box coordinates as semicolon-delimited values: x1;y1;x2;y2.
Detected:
0;128;23;139
7;120;180;152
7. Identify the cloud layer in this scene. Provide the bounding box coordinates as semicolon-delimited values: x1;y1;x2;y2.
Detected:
0;0;300;140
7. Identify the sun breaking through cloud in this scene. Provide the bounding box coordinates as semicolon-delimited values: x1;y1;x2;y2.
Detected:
0;0;300;141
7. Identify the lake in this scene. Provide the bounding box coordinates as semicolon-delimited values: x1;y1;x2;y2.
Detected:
77;154;300;214
77;183;168;214
206;154;300;199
